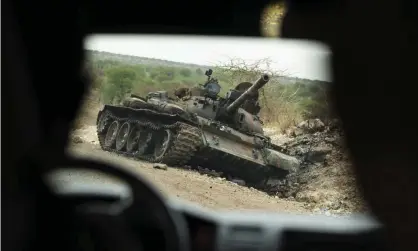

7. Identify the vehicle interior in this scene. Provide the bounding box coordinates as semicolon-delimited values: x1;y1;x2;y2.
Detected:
2;0;417;251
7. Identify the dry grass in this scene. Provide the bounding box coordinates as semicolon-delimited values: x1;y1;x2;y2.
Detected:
260;100;304;133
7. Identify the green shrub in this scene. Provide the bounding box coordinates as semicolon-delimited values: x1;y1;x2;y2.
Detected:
195;68;203;75
101;67;136;104
179;68;192;77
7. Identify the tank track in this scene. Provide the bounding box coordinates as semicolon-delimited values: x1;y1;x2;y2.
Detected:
96;110;202;166
189;147;288;189
96;109;289;194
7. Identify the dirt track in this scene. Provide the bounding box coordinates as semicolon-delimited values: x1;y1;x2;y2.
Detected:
67;141;309;214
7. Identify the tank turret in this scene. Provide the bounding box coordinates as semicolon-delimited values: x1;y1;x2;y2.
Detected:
226;74;270;113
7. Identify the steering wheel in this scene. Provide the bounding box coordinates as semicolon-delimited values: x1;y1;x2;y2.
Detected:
45;156;190;251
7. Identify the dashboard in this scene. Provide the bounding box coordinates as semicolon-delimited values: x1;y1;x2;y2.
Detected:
170;199;385;251
46;167;387;251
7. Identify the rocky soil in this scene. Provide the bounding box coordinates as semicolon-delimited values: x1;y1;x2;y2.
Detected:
265;119;367;214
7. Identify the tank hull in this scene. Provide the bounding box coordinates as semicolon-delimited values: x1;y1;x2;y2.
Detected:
96;104;300;187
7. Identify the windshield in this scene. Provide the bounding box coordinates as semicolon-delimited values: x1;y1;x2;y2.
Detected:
66;3;365;218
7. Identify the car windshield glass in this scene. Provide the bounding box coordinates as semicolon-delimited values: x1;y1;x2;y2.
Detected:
64;3;366;218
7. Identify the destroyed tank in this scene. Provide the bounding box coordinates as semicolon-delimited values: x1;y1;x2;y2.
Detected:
96;69;300;187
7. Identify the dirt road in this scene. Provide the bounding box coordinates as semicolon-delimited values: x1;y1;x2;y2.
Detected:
67;142;309;214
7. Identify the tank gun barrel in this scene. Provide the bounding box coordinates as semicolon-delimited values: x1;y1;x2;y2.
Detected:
226;74;270;113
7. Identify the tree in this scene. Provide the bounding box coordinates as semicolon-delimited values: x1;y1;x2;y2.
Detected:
215;57;288;86
179;68;192;77
101;67;136;104
94;59;122;70
195;68;203;75
214;57;305;130
129;65;147;79
148;66;176;82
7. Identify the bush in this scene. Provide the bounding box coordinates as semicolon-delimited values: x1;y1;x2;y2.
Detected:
195;68;203;75
140;77;157;86
94;59;122;70
179;68;192;77
181;79;198;87
259;99;303;132
129;65;147;79
101;67;136;104
156;73;174;82
160;80;182;90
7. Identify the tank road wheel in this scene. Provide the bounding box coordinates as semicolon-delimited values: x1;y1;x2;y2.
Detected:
153;129;174;162
137;130;153;157
126;126;141;153
115;122;131;151
126;126;152;156
104;120;120;149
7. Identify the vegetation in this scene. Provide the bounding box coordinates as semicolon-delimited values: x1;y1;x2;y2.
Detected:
85;50;332;132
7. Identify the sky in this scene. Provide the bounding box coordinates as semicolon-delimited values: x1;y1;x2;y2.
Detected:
85;35;332;81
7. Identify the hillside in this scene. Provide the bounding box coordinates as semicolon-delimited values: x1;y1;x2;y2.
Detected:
86;50;328;86
88;50;211;70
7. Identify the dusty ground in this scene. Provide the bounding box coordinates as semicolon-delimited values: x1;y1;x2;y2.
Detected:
67;141;309;214
265;121;367;214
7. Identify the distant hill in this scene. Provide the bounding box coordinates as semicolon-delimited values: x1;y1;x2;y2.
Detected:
84;49;333;129
85;49;330;86
87;49;211;70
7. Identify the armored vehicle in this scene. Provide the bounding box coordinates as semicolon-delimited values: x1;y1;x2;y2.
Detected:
96;69;300;187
